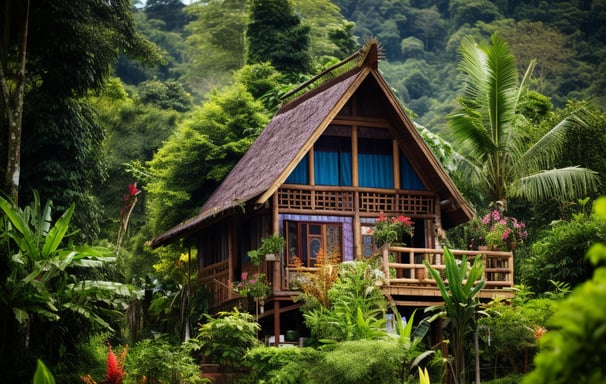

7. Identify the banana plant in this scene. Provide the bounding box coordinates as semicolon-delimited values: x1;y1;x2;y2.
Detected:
390;308;434;383
0;192;139;352
424;247;487;384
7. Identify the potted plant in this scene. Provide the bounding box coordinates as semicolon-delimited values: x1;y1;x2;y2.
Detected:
247;234;286;264
233;272;270;316
233;272;270;298
482;210;528;251
373;212;414;247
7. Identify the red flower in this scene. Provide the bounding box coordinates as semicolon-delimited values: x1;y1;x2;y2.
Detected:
127;183;140;197
106;344;126;384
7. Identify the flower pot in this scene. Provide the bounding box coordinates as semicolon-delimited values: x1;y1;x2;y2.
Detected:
264;253;276;261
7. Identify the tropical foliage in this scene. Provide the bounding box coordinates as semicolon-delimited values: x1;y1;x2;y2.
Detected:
0;193;139;380
448;33;598;207
301;259;388;342
193;308;261;369
126;337;208;384
424;247;487;384
521;199;606;293
523;197;606;384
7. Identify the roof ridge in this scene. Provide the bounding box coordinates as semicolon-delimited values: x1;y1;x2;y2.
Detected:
280;38;382;104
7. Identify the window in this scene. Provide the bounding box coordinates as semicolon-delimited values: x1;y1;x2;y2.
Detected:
286;221;343;267
400;150;425;190
285;157;308;184
314;136;352;186
358;138;393;188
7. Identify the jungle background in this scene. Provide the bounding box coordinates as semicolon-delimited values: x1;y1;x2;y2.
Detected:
1;0;605;382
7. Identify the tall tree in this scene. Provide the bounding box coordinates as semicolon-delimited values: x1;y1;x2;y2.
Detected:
144;0;188;32
0;0;30;202
292;0;358;59
0;0;161;238
182;0;247;97
246;0;312;75
146;82;270;235
448;33;598;209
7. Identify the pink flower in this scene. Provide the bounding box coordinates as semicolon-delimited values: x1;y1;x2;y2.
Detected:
501;227;511;241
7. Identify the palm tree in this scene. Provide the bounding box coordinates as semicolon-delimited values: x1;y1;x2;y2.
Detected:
448;33;598;209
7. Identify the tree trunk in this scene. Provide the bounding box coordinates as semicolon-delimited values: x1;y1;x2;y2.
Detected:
0;0;30;204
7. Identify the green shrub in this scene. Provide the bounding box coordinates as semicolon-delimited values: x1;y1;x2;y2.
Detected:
194;308;261;369
241;346;321;384
126;337;207;384
483;373;524;384
310;339;410;384
301;260;388;342
521;209;606;293
523;197;606;384
479;301;536;376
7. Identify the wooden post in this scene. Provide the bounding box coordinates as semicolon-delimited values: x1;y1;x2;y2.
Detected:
352;125;359;187
393;140;400;190
274;299;281;347
271;193;281;347
383;245;390;285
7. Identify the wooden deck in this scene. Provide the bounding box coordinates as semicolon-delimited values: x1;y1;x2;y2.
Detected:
201;245;514;312
380;245;515;306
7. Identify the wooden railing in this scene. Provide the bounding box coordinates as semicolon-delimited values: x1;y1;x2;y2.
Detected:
200;246;514;309
199;260;234;308
382;245;514;288
278;184;436;216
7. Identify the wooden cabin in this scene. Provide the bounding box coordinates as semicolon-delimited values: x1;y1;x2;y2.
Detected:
150;41;514;345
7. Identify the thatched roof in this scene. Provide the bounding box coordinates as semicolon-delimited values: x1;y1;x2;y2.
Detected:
150;42;473;248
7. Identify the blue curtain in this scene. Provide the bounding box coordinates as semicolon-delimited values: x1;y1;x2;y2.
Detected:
285;158;308;184
400;153;425;190
314;151;352;186
358;153;393;188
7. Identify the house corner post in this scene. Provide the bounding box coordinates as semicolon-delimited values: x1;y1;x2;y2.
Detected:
383;245;390;285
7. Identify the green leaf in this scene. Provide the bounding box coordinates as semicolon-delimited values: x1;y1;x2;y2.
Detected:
42;203;75;257
33;359;56;384
13;307;29;325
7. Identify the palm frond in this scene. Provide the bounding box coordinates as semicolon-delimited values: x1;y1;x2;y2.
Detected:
452;154;488;192
457;36;488;102
484;34;519;143
513;59;537;113
517;118;568;173
512;166;599;202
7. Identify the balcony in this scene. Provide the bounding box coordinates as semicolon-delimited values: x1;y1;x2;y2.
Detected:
201;246;514;313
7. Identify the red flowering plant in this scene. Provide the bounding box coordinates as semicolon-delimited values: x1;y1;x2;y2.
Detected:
81;344;127;384
482;210;528;250
373;212;414;247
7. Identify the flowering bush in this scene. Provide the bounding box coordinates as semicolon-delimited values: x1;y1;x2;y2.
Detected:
233;272;270;298
464;216;488;250
81;344;127;384
482;210;528;250
373;212;414;247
